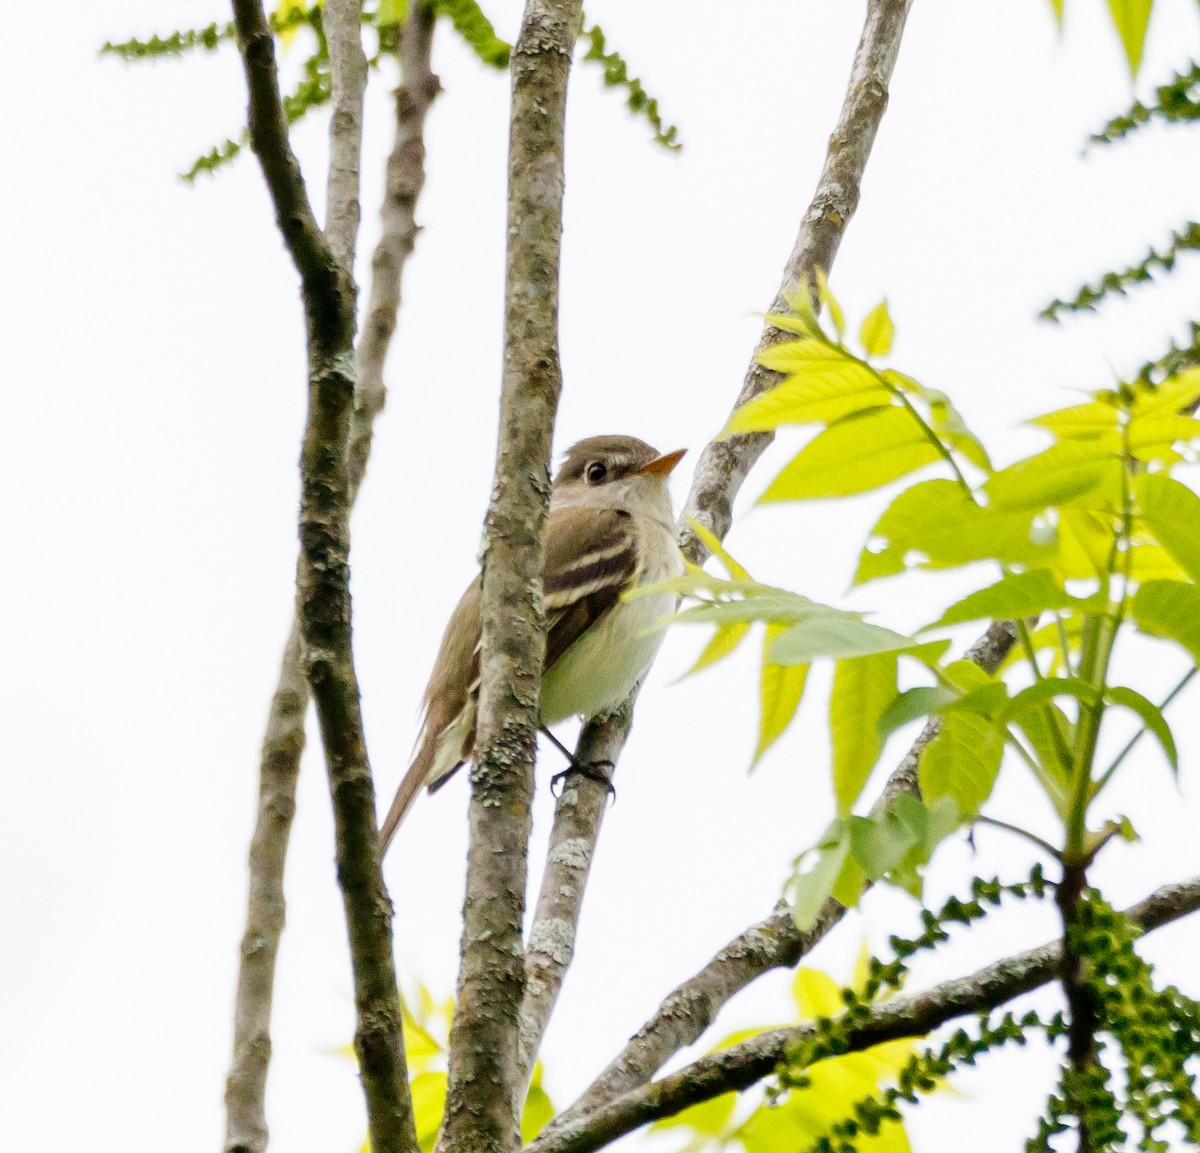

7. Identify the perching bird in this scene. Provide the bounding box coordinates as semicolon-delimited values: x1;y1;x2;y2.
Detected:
379;434;686;852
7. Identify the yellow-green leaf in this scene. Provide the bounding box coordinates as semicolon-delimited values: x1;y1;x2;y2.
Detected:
682;621;751;678
919;710;1003;817
814;267;845;340
1054;508;1115;581
830;654;897;814
760;407;942;501
410;1071;448;1152
754;624;809;766
984;439;1120;511
1137;472;1200;582
521;1062;555;1142
684;514;750;579
725;376;893;435
1129;415;1200;461
793;966;846;1020
1132;580;1200;661
855;479;1048;584
859;299;894;358
1105;0;1153;76
377;0;408;24
925;569;1077;630
1133;368;1200;418
1028;401;1120;441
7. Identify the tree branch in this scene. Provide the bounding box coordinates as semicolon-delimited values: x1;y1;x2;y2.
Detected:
547;619;1013;1132
526;876;1200;1153
223;10;438;1148
437;4;583;1153
229;3;418;1152
523;0;916;1117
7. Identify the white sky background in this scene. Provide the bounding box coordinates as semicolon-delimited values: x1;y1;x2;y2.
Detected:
4;1;1200;1150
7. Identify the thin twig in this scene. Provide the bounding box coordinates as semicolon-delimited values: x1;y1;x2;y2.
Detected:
437;4;583;1153
529;0;917;1124
229;3;418;1151
973;815;1062;861
525;875;1200;1153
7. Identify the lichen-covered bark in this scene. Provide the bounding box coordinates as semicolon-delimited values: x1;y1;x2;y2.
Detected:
525;0;916;1123
229;3;418;1151
224;629;307;1153
224;13;438;1148
437;4;583;1153
679;0;914;563
527;876;1200;1153
519;695;637;1088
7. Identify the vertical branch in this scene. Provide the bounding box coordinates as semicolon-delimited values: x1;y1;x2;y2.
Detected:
224;12;438;1150
437;3;583;1153
228;3;426;1152
519;0;915;1102
350;3;439;500
224;629;307;1153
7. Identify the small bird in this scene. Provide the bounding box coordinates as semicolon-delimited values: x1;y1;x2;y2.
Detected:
379;434;686;853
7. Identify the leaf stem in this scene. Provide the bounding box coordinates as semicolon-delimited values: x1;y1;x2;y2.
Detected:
973;815;1063;861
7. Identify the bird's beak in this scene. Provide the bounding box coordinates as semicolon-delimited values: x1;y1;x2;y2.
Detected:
638;448;687;478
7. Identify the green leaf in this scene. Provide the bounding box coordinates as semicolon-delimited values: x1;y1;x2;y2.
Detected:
770;614;918;664
760;407;943;502
847;813;917;880
672;590;820;626
877;686;958;742
814;267;845;340
377;0;408;24
918;710;1003;817
1132;580;1200;661
1010;703;1072;817
855;479;1049;584
984;439;1119;510
433;0;511;68
831;654;898;814
521;1061;555;1142
1106;686;1178;774
683;515;751;579
1129;415;1200;462
682;621;751;677
859;299;895;358
410;1071;448;1152
1054;508;1117;581
727;355;892;434
1133;368;1200;418
756;338;847;371
925;568;1078;630
1028;401;1120;440
754;624;810;766
1105;0;1153;77
1137;473;1200;582
789;825;850;929
1000;677;1101;723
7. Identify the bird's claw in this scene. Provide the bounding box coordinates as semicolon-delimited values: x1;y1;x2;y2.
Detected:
550;760;616;802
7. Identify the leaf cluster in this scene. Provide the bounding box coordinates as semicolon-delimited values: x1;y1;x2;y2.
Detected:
645;282;1200;926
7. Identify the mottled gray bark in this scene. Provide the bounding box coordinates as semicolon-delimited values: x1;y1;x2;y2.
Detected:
526;875;1200;1153
522;0;916;1116
224;16;438;1148
229;2;418;1152
437;4;583;1153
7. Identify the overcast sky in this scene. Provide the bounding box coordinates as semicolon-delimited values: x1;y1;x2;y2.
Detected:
5;2;1200;1151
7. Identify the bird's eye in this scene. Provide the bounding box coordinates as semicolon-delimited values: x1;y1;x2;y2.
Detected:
585;461;608;485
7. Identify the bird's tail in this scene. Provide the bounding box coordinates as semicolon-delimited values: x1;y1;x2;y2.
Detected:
378;698;474;855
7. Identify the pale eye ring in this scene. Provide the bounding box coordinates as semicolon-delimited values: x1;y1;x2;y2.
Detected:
585;461;608;485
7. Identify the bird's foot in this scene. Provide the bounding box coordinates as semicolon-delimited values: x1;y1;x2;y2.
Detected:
550;760;616;802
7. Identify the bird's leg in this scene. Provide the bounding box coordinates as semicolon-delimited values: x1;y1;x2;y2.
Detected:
540;725;616;802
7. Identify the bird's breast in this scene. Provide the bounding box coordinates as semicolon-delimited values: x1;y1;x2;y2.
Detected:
539;518;682;725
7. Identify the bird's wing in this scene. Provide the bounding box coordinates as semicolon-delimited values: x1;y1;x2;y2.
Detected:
542;506;639;670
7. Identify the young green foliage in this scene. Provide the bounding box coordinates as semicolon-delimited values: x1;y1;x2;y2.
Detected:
672;283;1200;930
